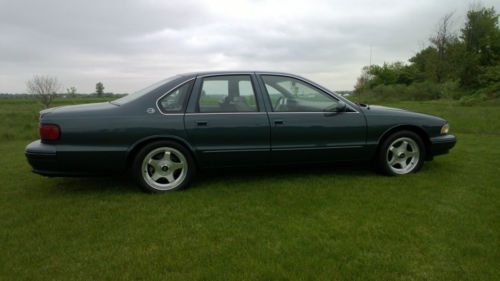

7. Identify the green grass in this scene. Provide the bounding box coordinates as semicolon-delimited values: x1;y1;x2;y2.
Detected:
0;98;499;280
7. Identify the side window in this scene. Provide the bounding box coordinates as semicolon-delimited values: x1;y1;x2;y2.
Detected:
265;84;283;107
158;81;193;113
198;75;258;112
261;75;338;112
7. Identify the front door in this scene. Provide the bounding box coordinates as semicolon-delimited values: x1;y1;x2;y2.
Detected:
185;74;270;167
258;75;367;164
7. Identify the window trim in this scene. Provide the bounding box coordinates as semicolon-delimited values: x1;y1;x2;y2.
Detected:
261;75;339;113
258;73;359;114
155;78;195;115
195;74;260;113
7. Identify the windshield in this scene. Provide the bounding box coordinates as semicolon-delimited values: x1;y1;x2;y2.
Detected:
111;75;179;105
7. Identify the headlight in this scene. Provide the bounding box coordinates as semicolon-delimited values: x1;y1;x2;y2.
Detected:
440;123;449;135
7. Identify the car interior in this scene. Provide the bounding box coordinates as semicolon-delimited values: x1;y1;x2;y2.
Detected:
198;76;257;112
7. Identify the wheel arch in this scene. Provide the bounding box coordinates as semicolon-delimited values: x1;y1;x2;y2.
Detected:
126;135;198;169
377;125;432;160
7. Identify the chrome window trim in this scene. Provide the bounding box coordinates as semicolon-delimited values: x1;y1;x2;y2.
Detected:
267;111;359;114
185;112;266;115
185;111;356;115
196;72;254;78
195;73;261;114
257;72;359;113
155;72;360;115
155;77;196;116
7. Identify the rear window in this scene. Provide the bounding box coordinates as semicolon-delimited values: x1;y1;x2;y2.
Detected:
111;76;179;105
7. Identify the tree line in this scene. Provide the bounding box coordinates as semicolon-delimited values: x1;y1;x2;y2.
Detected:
354;5;500;104
21;75;125;108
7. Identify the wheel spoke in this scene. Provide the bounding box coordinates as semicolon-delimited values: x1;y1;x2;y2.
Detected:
388;156;397;166
406;151;416;158
166;173;175;183
170;162;184;171
163;151;171;161
399;159;408;169
401;141;409;151
148;158;161;170
151;173;163;181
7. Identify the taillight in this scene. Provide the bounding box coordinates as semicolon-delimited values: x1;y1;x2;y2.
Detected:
39;124;60;141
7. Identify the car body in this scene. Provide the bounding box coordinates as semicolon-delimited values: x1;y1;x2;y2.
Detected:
25;71;456;192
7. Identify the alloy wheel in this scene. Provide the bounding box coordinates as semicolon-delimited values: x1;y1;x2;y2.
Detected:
141;147;188;191
386;137;420;174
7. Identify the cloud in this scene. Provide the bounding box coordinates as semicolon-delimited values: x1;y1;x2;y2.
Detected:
1;0;499;92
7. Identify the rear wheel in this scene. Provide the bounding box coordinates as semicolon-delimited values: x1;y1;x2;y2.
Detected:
133;141;195;192
378;131;425;175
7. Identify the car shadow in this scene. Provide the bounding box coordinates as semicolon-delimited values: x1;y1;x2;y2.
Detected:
192;162;376;189
47;175;138;194
46;162;376;194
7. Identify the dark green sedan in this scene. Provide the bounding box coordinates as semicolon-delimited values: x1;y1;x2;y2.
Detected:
25;71;456;192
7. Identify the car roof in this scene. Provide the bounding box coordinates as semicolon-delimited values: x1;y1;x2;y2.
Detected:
178;70;298;78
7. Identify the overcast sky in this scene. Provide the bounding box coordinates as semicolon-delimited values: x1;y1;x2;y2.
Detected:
1;0;499;93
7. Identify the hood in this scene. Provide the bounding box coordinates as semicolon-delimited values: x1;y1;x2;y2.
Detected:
366;105;410;113
362;104;444;121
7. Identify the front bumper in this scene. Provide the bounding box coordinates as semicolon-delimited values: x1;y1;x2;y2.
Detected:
429;134;457;157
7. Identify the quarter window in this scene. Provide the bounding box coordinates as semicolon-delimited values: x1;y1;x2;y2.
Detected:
158;81;193;113
261;75;339;112
198;75;258;112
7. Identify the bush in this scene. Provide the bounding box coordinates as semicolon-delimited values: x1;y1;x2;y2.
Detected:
459;93;489;106
439;80;463;100
459;82;500;106
370;84;408;101
353;80;471;102
405;81;441;100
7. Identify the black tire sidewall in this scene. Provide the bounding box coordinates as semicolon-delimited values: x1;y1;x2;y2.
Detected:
378;130;426;176
132;141;195;192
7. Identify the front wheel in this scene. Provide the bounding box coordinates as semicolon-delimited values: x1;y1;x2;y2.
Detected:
132;141;195;192
378;131;425;175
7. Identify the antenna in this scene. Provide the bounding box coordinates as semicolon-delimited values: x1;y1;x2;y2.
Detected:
369;45;372;68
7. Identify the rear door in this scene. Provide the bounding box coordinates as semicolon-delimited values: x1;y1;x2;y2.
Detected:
184;74;271;167
257;74;367;164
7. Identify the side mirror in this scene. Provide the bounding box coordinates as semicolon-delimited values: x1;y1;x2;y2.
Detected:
324;101;347;116
336;101;347;112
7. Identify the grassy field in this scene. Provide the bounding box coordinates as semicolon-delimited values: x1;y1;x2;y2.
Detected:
0;98;499;280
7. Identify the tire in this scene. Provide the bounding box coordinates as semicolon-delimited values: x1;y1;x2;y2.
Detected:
132;141;195;193
377;130;426;176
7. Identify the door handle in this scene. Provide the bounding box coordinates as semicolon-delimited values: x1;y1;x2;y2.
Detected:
274;120;284;125
196;121;208;126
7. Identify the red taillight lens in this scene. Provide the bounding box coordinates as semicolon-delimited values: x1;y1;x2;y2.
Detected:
39;124;60;141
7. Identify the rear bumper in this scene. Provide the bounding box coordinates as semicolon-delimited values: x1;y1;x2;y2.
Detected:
25;140;91;176
429;134;456;157
25;140;128;176
25;140;60;176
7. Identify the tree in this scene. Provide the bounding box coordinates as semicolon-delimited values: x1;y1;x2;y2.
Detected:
96;82;104;97
409;46;439;82
354;66;372;93
353;6;499;101
66;86;77;97
429;13;459;82
460;6;500;88
26;75;61;108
